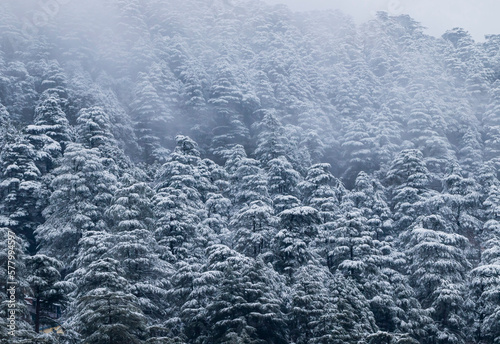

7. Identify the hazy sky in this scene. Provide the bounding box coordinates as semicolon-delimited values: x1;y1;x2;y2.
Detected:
263;0;499;41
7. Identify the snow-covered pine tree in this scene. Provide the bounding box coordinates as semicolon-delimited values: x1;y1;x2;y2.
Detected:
483;80;500;171
402;226;471;344
386;149;433;233
273;205;321;277
467;183;500;343
341;119;378;187
299;163;344;223
254;110;289;166
229;154;270;207
26;254;72;334
267;156;302;199
35;142;117;267
76;106;130;172
0;133;47;253
25;96;73;174
201;244;288;344
153;135;207;261
288;261;378;343
105;174;172;324
131;70;172;164
68;257;148;344
208;56;248;150
231;200;276;258
0;228;36;343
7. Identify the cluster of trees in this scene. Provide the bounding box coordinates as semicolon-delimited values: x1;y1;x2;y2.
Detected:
0;0;500;343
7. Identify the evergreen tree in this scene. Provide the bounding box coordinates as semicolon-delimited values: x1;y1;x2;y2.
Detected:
76;105;131;170
35;143;117;266
34;60;68;97
299;163;344;223
0;103;12;147
68;258;148;344
0;228;36;343
153;135;207;261
328;272;378;343
131;70;173;164
105;174;171;323
230;155;271;207
442;171;482;249
26;254;72;334
324;204;377;278
341;119;378;186
0;61;37;123
202;245;288;344
386;149;433;233
267;156;302;199
25;96;73;173
288;262;377;343
467;184;500;343
254;111;289;165
0;134;47;253
402;227;471;344
208;56;248;150
165;259;208;343
231;200;276;258
484;81;500;170
273;206;321;277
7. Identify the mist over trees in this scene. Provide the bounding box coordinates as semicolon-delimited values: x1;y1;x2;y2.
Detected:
1;0;500;343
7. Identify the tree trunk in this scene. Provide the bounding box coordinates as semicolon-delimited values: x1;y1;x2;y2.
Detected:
35;296;40;333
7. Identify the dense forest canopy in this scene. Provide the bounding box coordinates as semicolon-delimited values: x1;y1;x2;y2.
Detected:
1;0;500;343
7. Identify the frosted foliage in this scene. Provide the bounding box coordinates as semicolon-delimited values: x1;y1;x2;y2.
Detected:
0;1;499;343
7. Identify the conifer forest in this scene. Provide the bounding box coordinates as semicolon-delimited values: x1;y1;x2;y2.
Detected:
1;0;500;343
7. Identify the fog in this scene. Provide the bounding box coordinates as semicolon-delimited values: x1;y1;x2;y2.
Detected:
3;0;498;43
264;0;500;41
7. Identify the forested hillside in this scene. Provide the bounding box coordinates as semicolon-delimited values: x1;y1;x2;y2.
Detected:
1;0;500;343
